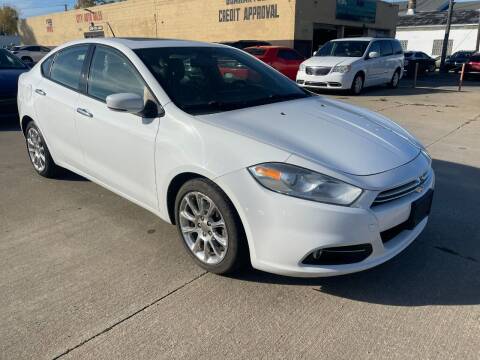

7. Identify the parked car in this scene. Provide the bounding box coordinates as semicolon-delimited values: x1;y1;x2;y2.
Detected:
244;46;305;80
220;40;271;50
445;51;475;72
11;45;52;63
404;51;436;75
18;38;434;277
464;53;480;78
296;37;404;95
0;49;30;120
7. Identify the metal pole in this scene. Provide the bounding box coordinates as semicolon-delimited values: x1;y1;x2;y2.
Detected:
458;63;466;91
476;9;480;52
440;0;455;72
64;4;67;11
413;62;419;88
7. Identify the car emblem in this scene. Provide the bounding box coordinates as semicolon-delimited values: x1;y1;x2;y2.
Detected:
415;186;424;193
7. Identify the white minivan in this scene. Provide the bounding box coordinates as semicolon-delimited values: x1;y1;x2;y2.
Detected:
296;37;404;95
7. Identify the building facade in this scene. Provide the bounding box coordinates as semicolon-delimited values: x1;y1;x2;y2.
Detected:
396;9;480;56
19;0;398;56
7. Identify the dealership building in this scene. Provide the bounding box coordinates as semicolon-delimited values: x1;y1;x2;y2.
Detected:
19;0;399;56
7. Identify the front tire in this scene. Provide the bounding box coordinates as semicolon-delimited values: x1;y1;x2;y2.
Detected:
350;73;364;95
25;122;59;178
174;178;248;275
388;70;401;88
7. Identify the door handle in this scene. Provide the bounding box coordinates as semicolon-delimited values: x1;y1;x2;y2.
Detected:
76;108;93;118
35;89;46;96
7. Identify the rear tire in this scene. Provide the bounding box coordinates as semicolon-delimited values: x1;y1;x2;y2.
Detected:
25;122;60;178
174;178;248;275
350;73;364;95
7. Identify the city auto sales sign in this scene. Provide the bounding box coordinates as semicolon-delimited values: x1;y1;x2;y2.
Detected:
219;0;280;22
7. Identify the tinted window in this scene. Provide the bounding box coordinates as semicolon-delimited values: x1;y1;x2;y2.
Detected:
316;41;369;58
135;46;309;115
41;56;54;77
0;49;27;69
88;46;147;102
50;45;89;90
245;48;266;56
470;55;480;62
368;42;381;56
379;40;393;56
41;47;51;52
28;46;40;52
404;52;413;58
392;40;403;55
278;49;303;60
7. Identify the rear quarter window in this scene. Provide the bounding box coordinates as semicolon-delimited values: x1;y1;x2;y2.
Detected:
245;48;266;56
392;41;403;55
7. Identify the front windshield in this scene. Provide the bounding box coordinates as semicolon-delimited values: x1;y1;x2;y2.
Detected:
135;46;309;115
316;41;370;58
0;49;27;69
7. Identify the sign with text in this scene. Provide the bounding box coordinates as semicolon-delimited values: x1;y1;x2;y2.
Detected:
219;0;280;23
76;11;103;24
336;0;376;24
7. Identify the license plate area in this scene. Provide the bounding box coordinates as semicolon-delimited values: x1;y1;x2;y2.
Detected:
406;189;434;229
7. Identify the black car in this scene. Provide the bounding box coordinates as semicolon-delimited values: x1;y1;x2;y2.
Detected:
445;51;475;72
220;40;271;50
404;51;437;75
0;49;30;120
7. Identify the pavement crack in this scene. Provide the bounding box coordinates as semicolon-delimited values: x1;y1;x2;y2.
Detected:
434;246;478;263
426;113;480;148
51;271;208;359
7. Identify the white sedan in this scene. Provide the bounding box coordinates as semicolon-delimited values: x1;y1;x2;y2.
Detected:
17;38;434;277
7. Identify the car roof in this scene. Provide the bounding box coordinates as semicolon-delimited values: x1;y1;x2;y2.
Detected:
244;46;291;50
55;37;225;50
331;37;397;42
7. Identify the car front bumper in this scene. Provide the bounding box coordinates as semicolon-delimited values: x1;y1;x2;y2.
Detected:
296;70;355;90
216;156;434;277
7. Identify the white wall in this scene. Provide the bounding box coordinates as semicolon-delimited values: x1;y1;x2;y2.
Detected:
396;26;479;56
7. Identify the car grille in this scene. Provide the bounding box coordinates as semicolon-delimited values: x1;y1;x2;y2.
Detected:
305;66;331;76
373;171;430;206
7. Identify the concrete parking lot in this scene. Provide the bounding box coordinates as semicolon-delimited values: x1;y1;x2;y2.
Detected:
1;74;479;359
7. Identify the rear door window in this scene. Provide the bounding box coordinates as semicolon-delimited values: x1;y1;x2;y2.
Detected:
49;45;89;90
392;41;403;55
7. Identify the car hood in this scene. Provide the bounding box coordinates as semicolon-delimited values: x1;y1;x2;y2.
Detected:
197;96;421;176
0;69;28;97
302;56;360;68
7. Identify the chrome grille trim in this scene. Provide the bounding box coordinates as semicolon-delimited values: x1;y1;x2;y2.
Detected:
373;172;430;205
305;66;331;76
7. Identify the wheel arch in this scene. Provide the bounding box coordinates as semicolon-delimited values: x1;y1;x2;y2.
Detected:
21;115;34;136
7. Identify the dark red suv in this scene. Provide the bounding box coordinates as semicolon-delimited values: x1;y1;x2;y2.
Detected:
244;46;305;80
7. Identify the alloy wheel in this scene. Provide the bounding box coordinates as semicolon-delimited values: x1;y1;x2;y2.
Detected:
179;191;228;265
27;127;46;172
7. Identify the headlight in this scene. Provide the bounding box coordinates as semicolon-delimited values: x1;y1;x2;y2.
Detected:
299;63;306;72
331;65;351;73
248;163;363;206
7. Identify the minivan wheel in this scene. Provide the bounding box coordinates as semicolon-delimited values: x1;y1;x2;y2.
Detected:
174;178;248;275
25;122;59;178
389;70;400;88
351;73;364;95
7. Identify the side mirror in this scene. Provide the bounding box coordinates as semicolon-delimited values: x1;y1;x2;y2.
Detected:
106;93;145;114
368;51;380;59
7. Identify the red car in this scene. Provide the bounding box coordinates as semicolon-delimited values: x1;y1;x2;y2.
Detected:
244;46;305;80
465;53;480;78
